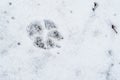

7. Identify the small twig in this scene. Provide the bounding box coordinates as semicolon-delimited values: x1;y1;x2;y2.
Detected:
111;24;118;34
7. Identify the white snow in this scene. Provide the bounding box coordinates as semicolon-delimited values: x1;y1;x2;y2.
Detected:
0;0;120;80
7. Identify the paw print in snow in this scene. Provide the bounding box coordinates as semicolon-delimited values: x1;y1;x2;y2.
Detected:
44;19;57;30
46;38;55;49
34;37;46;49
27;19;63;49
48;30;63;40
27;21;43;39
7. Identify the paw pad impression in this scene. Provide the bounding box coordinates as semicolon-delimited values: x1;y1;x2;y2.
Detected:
27;20;63;49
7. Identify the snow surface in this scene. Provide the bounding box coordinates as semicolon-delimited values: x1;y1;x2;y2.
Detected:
0;0;120;80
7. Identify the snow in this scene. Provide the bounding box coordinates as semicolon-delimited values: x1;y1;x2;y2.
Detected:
0;0;120;80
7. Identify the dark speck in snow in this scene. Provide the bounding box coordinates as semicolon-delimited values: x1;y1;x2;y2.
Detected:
113;13;117;16
11;16;15;20
3;11;7;14
108;50;112;56
17;42;21;45
110;63;114;67
111;24;118;34
70;10;73;13
9;2;12;6
94;2;97;7
57;52;60;54
92;2;98;11
37;3;40;6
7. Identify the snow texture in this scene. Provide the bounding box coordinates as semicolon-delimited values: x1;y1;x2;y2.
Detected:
0;0;120;80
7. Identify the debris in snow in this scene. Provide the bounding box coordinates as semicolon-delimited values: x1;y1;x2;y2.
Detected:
108;50;112;56
111;24;118;34
9;2;12;6
17;42;21;45
92;2;98;11
11;16;15;20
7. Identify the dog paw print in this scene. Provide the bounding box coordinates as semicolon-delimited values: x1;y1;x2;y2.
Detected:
27;20;63;49
33;36;46;49
44;20;63;49
44;20;57;30
46;38;55;49
47;30;64;40
26;21;43;39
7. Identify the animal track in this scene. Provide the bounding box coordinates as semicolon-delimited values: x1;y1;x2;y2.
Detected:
46;38;55;49
27;21;43;39
34;37;46;49
44;19;57;30
27;20;63;49
48;30;63;40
